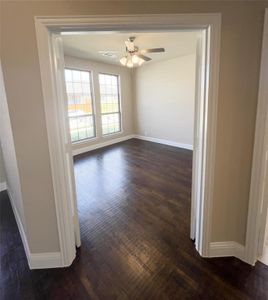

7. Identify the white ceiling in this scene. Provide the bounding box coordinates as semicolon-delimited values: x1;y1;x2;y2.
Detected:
62;31;199;66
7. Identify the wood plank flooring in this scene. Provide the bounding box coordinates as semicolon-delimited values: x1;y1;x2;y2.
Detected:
1;139;268;299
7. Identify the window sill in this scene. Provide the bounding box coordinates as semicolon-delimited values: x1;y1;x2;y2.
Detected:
72;137;99;146
102;131;123;139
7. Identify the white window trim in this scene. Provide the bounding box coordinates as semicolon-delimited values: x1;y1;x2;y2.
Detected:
65;67;97;143
99;72;122;136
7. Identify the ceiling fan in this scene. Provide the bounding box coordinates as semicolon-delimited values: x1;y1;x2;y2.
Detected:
119;37;165;68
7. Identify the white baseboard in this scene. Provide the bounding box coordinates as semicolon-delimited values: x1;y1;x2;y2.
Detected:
0;181;7;192
30;252;62;269
209;241;246;262
7;187;62;269
72;134;135;156
72;134;193;156
134;135;193;150
7;188;31;263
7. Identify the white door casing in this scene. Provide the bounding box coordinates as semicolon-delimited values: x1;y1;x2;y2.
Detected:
245;8;268;265
52;34;81;248
257;133;268;257
35;14;221;267
191;29;207;244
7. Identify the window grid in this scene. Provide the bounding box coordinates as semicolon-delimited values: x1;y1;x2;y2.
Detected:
99;73;121;136
65;68;95;143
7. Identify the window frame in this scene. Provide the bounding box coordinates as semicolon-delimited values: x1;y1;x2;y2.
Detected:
98;72;122;137
64;67;96;143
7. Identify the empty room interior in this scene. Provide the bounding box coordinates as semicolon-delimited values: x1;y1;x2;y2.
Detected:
62;32;198;254
63;30;198;294
1;2;268;300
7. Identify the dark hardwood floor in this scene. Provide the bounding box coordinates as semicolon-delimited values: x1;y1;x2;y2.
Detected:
1;139;268;299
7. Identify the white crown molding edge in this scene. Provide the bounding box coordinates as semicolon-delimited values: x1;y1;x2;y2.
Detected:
6;187;62;269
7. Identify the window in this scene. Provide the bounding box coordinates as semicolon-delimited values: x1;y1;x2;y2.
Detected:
64;69;95;142
99;73;121;135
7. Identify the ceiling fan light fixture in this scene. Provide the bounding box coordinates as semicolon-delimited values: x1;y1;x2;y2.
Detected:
120;56;127;66
132;54;140;64
126;58;133;68
119;36;165;68
138;59;145;66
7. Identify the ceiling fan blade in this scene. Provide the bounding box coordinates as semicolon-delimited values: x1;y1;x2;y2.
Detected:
141;48;165;53
136;54;152;61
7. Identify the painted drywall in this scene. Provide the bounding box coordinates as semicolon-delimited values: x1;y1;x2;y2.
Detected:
0;61;27;237
0;144;6;184
62;31;199;66
64;56;134;153
0;10;60;253
134;54;196;147
1;1;267;253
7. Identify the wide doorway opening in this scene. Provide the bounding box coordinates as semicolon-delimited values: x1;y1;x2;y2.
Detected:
35;15;221;268
61;30;200;255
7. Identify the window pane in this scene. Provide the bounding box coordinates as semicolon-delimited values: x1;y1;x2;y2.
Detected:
73;70;81;82
81;72;90;82
101;113;120;135
64;69;95;142
73;82;82;94
69;115;95;142
65;69;72;82
99;74;121;135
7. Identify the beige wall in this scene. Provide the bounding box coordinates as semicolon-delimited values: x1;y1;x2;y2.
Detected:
134;54;196;146
0;144;6;184
0;61;27;238
1;1;267;253
64;56;134;152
